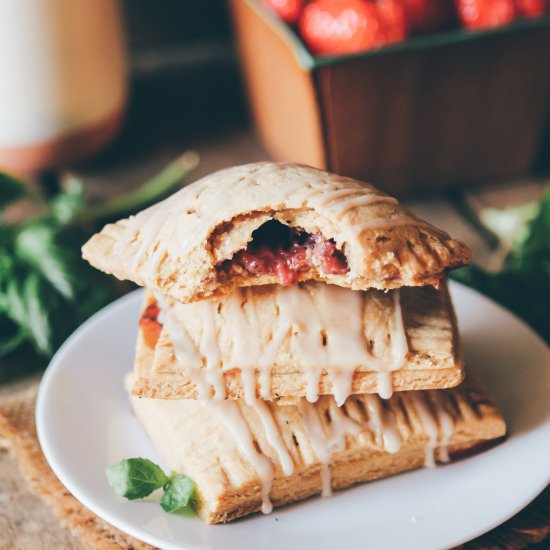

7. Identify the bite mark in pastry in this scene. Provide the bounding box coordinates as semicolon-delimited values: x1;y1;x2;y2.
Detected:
82;162;471;303
132;281;464;403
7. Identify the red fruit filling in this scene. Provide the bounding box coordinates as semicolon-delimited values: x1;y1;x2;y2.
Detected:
225;221;349;286
140;302;162;349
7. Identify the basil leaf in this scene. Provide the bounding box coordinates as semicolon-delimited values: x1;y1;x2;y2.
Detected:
511;188;550;275
0;314;25;357
0;172;28;209
160;474;197;514
5;271;68;356
14;223;80;300
8;222;119;356
0;235;15;309
452;187;550;344
75;152;198;225
106;458;169;500
50;175;85;224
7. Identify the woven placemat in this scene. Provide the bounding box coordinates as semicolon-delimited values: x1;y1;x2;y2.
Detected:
0;387;154;550
0;387;548;550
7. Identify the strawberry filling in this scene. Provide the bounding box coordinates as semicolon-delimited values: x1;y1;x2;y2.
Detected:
226;221;349;286
140;302;162;349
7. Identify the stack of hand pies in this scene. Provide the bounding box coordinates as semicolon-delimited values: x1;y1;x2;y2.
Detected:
83;162;506;523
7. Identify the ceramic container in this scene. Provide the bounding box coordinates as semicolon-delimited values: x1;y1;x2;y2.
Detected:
231;0;550;194
0;0;127;174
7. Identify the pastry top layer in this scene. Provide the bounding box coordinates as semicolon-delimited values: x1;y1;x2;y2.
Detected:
82;162;471;303
133;281;463;403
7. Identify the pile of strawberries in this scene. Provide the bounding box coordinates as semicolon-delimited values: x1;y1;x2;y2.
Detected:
262;0;549;55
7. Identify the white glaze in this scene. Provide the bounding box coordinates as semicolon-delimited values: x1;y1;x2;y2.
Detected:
363;395;402;454
197;301;225;400
297;395;404;496
197;389;454;515
299;401;336;497
410;393;439;468
326;193;398;216
410;391;456;468
204;396;295;514
432;391;454;463
353;215;427;236
252;400;294;476
116;162;420;291
157;283;408;404
208;400;275;514
379;290;409;399
275;286;327;403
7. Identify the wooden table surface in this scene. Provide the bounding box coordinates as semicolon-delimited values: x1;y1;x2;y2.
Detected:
0;67;546;548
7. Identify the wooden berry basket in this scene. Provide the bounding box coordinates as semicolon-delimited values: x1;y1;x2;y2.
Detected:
230;0;550;194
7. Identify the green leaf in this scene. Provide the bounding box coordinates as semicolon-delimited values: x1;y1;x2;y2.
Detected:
0;229;15;305
7;219;120;358
0;314;25;357
480;201;540;254
5;271;65;356
14;223;80;300
160;474;197;514
510;188;550;274
106;458;169;500
50;175;85;224
0;172;28;209
75;152;199;225
453;186;550;345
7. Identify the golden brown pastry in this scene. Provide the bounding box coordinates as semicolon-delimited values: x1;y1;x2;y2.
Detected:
132;281;464;403
130;370;506;524
82;162;470;303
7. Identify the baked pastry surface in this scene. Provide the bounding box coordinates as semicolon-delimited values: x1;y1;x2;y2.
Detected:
82;162;470;303
132;281;464;402
130;363;505;524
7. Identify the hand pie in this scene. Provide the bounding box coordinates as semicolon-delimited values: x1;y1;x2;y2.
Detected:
132;281;464;404
130;364;506;524
82;162;471;304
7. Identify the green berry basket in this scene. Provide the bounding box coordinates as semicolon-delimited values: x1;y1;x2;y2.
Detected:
231;0;550;194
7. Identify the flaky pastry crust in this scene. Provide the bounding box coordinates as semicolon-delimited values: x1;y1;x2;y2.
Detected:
83;162;470;303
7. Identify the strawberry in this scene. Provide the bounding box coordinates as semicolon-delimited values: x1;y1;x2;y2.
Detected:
400;0;456;34
263;0;305;23
513;0;548;17
456;0;517;29
375;0;408;43
299;0;386;55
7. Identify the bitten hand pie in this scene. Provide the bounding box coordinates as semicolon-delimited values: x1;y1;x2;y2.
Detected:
130;372;506;524
132;281;463;404
82;162;470;304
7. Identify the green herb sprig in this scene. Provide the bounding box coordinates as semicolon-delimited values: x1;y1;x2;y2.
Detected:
106;458;198;515
0;153;198;362
451;186;550;343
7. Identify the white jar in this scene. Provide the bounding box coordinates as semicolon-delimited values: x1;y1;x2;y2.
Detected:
0;0;127;174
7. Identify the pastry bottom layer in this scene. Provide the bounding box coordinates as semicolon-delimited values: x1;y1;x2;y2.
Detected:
130;379;506;524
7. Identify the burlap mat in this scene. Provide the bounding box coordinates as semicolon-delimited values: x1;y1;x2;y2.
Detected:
0;387;548;550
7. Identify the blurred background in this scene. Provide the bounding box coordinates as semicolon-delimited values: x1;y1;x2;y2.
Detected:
0;0;549;375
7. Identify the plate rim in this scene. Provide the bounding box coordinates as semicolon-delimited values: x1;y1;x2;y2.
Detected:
36;281;550;550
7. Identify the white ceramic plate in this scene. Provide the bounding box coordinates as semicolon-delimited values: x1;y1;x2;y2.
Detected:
36;282;550;550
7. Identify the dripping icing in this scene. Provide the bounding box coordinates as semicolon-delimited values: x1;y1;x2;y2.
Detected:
118;162;418;291
208;401;275;514
409;391;456;468
157;283;408;404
